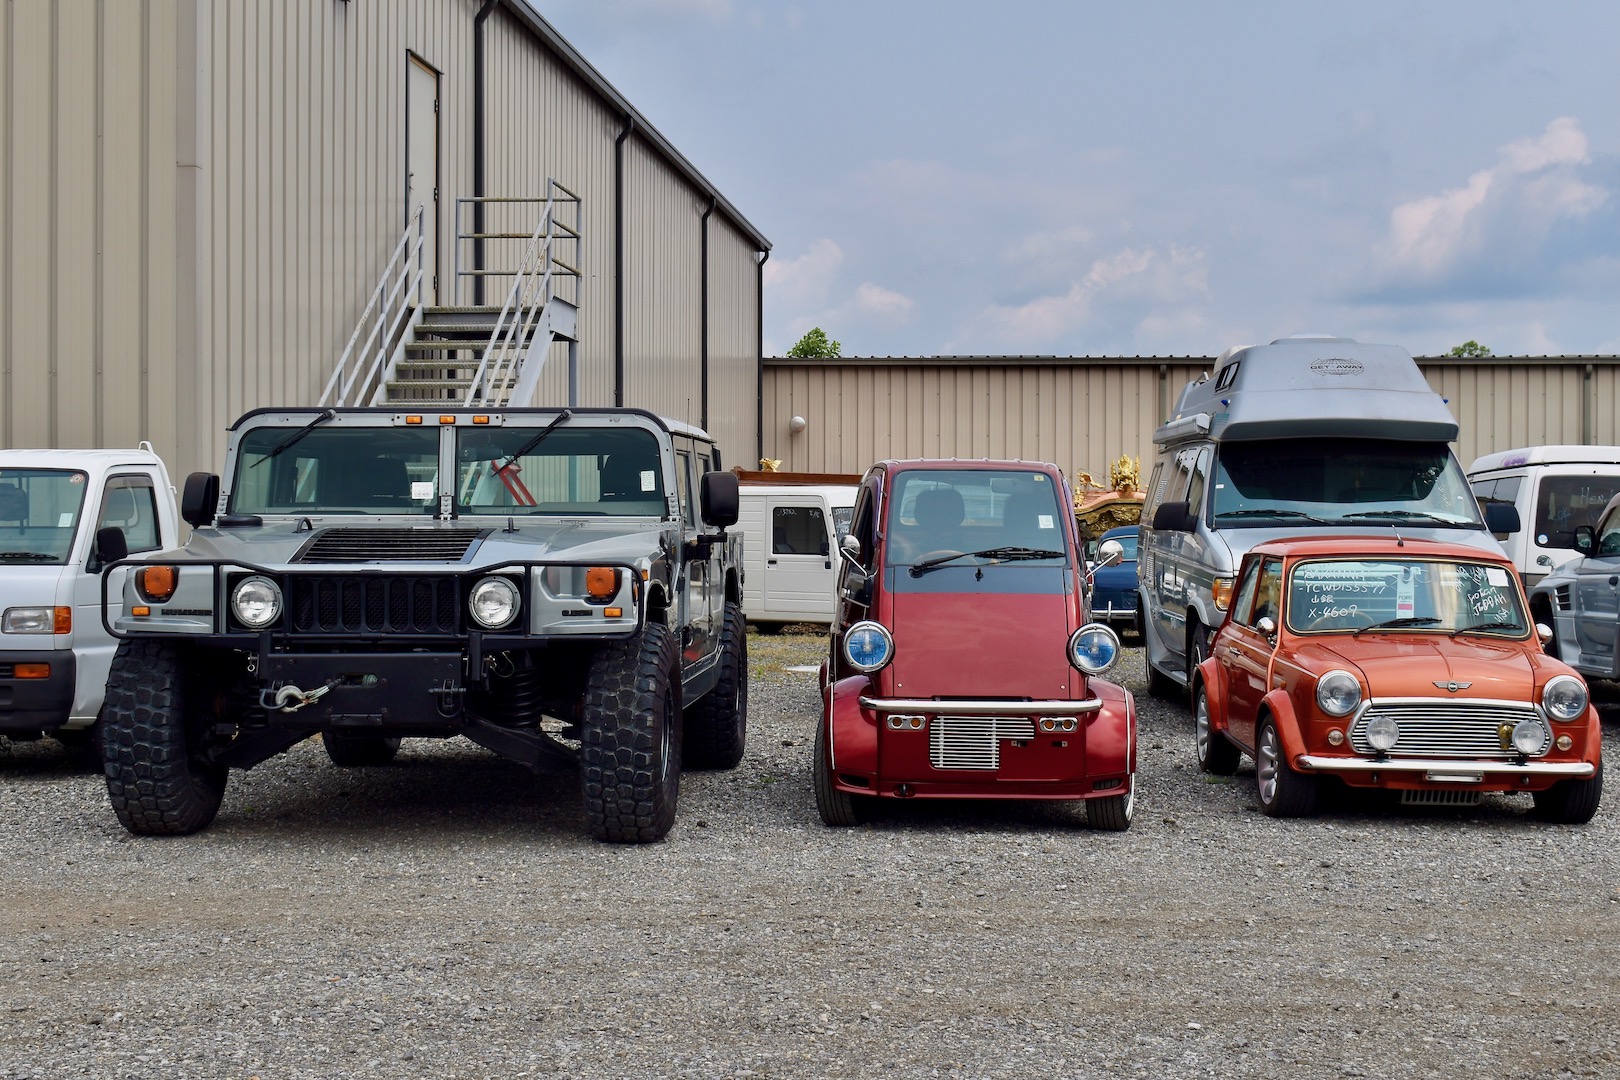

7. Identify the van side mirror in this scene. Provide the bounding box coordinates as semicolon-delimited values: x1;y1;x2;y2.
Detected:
1483;502;1521;535
1152;500;1196;533
1574;525;1595;555
699;471;739;528
93;526;128;571
181;472;220;528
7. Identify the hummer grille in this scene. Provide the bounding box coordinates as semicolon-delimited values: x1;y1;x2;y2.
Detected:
295;527;487;564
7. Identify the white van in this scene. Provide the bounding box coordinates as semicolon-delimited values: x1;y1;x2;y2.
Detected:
1138;335;1518;698
1468;445;1620;586
0;446;178;748
734;472;858;630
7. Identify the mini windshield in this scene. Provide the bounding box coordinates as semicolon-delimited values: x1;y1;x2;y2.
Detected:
456;427;666;517
1212;439;1483;528
0;468;88;564
884;469;1071;568
231;426;442;515
1286;557;1528;637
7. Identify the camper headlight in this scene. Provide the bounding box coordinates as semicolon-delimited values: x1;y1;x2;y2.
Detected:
1541;675;1587;722
231;576;282;629
1068;624;1121;676
1315;670;1362;717
469;576;521;630
843;621;894;673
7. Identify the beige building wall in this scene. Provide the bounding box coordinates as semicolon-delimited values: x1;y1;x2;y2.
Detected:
763;357;1620;481
3;0;767;480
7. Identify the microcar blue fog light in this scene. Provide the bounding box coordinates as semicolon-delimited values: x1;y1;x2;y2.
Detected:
1542;675;1588;722
1364;714;1399;752
1068;623;1120;676
1512;719;1549;756
843;621;894;673
1315;670;1362;717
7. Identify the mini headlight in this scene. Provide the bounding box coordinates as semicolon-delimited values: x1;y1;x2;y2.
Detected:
1364;714;1399;752
469;576;521;630
1315;670;1362;717
1542;675;1588;722
231;576;282;629
843;621;894;673
1512;718;1549;756
1069;624;1121;676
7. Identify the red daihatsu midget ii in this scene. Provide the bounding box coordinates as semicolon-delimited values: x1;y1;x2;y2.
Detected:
813;459;1136;829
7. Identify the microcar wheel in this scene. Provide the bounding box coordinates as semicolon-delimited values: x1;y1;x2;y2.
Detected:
1531;765;1603;824
812;718;868;827
684;601;748;769
1194;684;1240;775
1255;717;1318;818
1087;776;1134;831
323;732;402;767
101;640;228;836
580;622;682;844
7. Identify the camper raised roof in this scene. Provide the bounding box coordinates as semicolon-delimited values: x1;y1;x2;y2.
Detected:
1137;335;1519;701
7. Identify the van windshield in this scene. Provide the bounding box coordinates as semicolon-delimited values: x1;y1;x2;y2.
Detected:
0;468;88;564
1211;439;1483;529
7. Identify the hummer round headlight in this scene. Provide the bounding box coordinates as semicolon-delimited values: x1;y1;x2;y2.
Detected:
1315;670;1362;717
1512;719;1549;756
843;621;894;673
1364;714;1400;752
1542;675;1588;722
1069;624;1121;676
231;575;282;629
469;576;520;630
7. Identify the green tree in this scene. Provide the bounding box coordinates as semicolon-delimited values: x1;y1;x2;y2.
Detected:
786;327;842;358
1446;340;1492;358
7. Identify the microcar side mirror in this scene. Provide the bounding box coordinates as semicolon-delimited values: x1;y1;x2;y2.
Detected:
837;532;865;571
92;526;128;572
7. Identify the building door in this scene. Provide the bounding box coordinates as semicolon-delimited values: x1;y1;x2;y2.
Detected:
406;54;440;303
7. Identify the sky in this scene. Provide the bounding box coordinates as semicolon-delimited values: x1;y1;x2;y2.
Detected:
540;0;1620;359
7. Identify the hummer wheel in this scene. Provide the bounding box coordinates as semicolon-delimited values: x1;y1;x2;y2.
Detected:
684;602;747;769
580;623;682;843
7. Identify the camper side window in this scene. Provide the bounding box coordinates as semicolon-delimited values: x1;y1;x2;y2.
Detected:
1185;448;1211;519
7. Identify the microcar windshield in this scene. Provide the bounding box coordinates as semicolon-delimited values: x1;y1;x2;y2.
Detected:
1285;557;1529;637
884;468;1072;568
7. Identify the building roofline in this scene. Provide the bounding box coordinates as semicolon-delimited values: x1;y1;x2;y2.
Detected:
504;1;771;253
764;354;1620;368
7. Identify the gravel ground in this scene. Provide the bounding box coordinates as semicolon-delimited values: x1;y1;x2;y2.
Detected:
2;628;1619;1079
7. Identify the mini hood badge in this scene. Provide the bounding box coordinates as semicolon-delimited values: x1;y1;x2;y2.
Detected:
1434;680;1473;692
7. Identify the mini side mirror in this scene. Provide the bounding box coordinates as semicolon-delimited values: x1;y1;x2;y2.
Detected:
700;471;739;528
93;526;129;570
1097;539;1125;568
1536;622;1554;645
181;472;220;529
1257;615;1277;639
1152;500;1195;533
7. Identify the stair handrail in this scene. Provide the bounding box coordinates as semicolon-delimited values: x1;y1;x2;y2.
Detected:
320;205;426;407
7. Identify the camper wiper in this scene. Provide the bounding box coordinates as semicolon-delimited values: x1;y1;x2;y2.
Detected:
502;409;573;465
1339;510;1456;525
909;546;1065;577
1452;621;1522;638
1217;508;1331;524
250;408;336;468
1353;616;1443;637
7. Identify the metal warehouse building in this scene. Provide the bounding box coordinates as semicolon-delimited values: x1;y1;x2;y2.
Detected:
0;0;770;478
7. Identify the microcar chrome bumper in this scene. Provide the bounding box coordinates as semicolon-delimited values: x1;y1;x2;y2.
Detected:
859;696;1103;716
1298;755;1595;778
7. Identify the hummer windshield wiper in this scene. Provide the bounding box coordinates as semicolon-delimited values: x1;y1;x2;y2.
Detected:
250;408;336;467
1452;621;1523;638
1217;509;1331;524
908;546;1065;577
502;409;573;465
0;551;58;561
1354;616;1443;637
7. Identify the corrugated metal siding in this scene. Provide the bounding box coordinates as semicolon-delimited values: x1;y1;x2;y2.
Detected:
705;217;762;465
623;136;702;425
764;358;1620;479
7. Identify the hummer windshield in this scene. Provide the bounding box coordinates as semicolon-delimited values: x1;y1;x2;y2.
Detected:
1286;557;1529;637
884;468;1072;569
0;468;88;564
231;426;443;515
456;426;666;517
1212;439;1483;528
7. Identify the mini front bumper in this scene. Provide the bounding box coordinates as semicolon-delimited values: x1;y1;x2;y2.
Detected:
1297;755;1596;778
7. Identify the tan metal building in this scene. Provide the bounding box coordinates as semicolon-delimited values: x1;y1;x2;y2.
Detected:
762;355;1620;479
0;0;769;478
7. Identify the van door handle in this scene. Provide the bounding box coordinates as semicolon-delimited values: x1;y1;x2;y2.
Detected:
767;558;777;566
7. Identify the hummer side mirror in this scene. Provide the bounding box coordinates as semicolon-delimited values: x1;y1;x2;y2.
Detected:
181;472;220;529
700;471;739;528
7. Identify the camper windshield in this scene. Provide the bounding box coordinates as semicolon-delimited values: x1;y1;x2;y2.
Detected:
1211;439;1483;528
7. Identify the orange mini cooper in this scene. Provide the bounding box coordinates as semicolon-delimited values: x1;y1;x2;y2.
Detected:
1194;536;1603;822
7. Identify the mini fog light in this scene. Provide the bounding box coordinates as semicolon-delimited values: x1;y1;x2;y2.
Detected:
1326;729;1345;746
1365;715;1400;752
1556;734;1573;751
1511;719;1548;756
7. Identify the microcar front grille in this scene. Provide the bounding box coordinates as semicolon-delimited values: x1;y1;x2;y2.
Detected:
928;716;1038;771
284;575;462;635
1349;700;1547;759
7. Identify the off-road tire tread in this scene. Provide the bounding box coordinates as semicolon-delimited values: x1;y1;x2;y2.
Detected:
101;640;227;836
684;602;748;769
580;623;682;843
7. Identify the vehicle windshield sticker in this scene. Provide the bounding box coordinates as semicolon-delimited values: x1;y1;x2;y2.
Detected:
1395;568;1416;619
411;481;434;500
641;471;656;492
1487;567;1511;587
1038;514;1054;529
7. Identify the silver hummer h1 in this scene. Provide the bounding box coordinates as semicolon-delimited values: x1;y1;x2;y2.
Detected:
97;406;745;844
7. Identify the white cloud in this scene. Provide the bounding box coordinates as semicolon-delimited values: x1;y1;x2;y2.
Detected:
763;238;844;310
972;245;1209;346
851;282;914;322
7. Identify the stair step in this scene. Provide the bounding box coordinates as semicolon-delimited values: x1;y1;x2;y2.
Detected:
422;306;503;315
405;340;496;353
385;379;516;391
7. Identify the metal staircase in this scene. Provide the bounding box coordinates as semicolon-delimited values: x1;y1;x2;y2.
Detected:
320;180;581;410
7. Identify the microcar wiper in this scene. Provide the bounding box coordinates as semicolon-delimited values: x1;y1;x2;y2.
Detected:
908;546;1066;577
1216;509;1331;524
501;408;573;465
1353;616;1443;637
1451;621;1523;638
250;408;337;468
0;551;59;561
1338;510;1457;525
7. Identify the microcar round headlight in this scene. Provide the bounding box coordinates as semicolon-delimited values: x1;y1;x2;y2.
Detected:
231;575;282;629
843;621;894;673
469;576;521;630
1315;670;1362;717
1364;714;1400;752
1069;624;1121;676
1542;674;1588;722
1512;719;1550;756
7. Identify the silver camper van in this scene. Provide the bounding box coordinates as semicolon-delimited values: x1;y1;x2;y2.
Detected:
1138;335;1519;698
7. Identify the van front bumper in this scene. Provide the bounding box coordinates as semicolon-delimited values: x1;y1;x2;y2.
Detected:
0;650;76;731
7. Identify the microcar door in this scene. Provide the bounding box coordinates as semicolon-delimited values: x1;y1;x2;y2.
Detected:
1222;557;1281;750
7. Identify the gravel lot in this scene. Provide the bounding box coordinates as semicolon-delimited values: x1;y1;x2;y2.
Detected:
2;629;1619;1079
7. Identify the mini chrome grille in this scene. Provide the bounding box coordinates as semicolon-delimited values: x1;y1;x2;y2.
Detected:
929;716;1037;770
1349;700;1548;759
